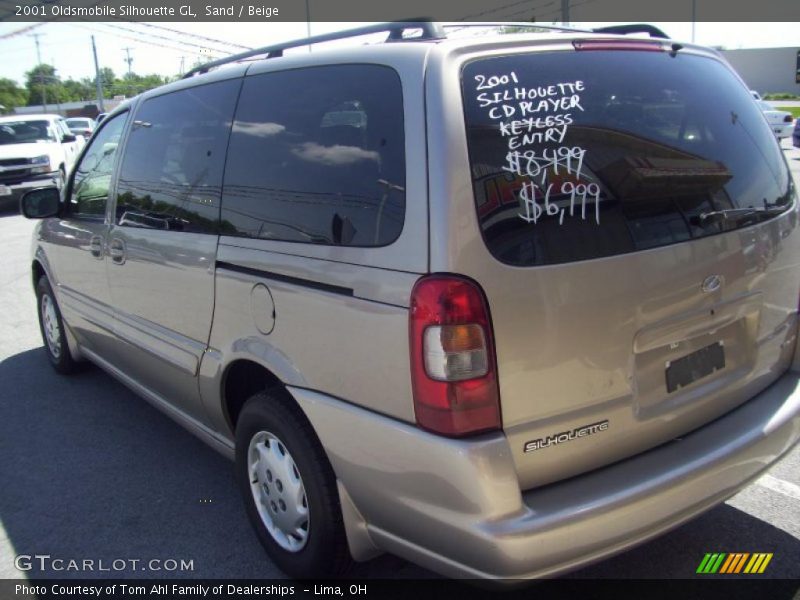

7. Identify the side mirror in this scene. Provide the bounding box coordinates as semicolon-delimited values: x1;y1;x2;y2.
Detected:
61;133;77;143
21;187;60;219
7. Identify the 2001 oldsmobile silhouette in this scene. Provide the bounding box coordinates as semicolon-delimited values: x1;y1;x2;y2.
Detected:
21;22;800;581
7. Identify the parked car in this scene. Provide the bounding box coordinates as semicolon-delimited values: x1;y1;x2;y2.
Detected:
793;117;800;148
0;114;81;210
757;100;795;139
21;22;800;582
65;117;95;139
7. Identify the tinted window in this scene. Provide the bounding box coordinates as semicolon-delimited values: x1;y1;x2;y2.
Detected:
462;50;794;267
67;111;128;218
221;65;405;246
115;79;240;233
0;120;52;145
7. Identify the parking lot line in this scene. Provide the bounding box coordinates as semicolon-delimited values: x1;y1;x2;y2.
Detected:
755;474;800;501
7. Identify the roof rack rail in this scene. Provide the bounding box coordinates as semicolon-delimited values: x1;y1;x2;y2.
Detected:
441;21;594;35
183;20;445;78
592;24;669;39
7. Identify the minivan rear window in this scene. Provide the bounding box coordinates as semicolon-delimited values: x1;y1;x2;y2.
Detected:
462;50;794;267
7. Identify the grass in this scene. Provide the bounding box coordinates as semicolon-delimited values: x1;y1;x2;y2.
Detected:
776;106;800;119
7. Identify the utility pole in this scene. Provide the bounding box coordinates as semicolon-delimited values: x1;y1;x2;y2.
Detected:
179;56;185;76
561;0;570;25
691;0;697;43
30;32;47;112
91;36;105;112
123;47;134;76
51;56;62;114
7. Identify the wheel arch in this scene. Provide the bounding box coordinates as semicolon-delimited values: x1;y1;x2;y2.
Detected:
31;258;46;291
32;256;82;362
201;351;381;562
221;358;290;435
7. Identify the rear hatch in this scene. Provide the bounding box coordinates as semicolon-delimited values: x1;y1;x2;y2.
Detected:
459;41;800;489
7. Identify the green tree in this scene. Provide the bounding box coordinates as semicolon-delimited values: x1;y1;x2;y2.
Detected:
0;78;28;112
97;67;116;89
25;64;67;107
62;78;94;102
105;71;171;99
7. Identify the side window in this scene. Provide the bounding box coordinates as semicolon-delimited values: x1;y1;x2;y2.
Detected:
114;79;240;233
67;111;129;219
56;119;71;140
221;64;406;247
46;123;59;142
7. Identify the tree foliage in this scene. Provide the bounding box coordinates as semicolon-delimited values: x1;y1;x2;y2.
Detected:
19;64;175;108
0;78;28;113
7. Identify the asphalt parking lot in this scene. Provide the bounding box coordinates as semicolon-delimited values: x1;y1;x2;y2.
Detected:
0;140;798;583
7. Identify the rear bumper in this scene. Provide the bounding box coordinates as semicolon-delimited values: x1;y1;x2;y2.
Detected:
291;369;800;580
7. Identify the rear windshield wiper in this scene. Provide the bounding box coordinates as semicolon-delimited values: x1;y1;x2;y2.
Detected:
695;205;789;227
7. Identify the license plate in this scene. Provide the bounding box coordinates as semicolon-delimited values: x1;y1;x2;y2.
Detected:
0;185;10;196
666;342;725;393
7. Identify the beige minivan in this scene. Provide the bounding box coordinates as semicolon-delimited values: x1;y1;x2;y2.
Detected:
21;22;800;580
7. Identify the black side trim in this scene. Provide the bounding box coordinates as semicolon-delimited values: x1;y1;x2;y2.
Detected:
216;261;354;297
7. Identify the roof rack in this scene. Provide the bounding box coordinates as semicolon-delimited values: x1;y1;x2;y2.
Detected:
591;24;669;39
183;20;445;78
183;20;670;79
441;22;594;35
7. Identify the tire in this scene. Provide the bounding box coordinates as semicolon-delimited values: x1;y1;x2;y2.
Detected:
35;275;78;375
235;389;352;578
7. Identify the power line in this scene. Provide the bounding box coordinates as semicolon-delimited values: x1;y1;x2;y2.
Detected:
132;22;252;51
459;0;555;21
536;0;600;21
99;22;226;57
67;23;215;61
0;22;44;40
489;2;557;22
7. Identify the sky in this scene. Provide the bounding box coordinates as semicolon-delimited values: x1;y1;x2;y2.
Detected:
0;21;797;87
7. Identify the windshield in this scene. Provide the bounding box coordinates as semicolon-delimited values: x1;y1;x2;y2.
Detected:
0;120;54;145
462;50;794;267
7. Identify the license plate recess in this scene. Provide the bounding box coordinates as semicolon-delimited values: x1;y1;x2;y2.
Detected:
666;342;725;393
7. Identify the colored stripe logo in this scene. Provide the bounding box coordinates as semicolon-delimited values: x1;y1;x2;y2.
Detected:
696;553;773;574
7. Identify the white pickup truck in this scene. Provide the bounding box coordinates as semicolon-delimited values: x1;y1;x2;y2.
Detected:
0;114;84;210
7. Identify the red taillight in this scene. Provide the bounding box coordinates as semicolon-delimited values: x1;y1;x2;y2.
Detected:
573;39;665;52
409;275;501;437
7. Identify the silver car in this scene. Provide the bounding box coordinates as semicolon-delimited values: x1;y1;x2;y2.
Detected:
21;22;800;581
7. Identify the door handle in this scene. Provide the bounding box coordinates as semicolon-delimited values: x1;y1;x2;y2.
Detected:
89;236;104;259
109;238;126;265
